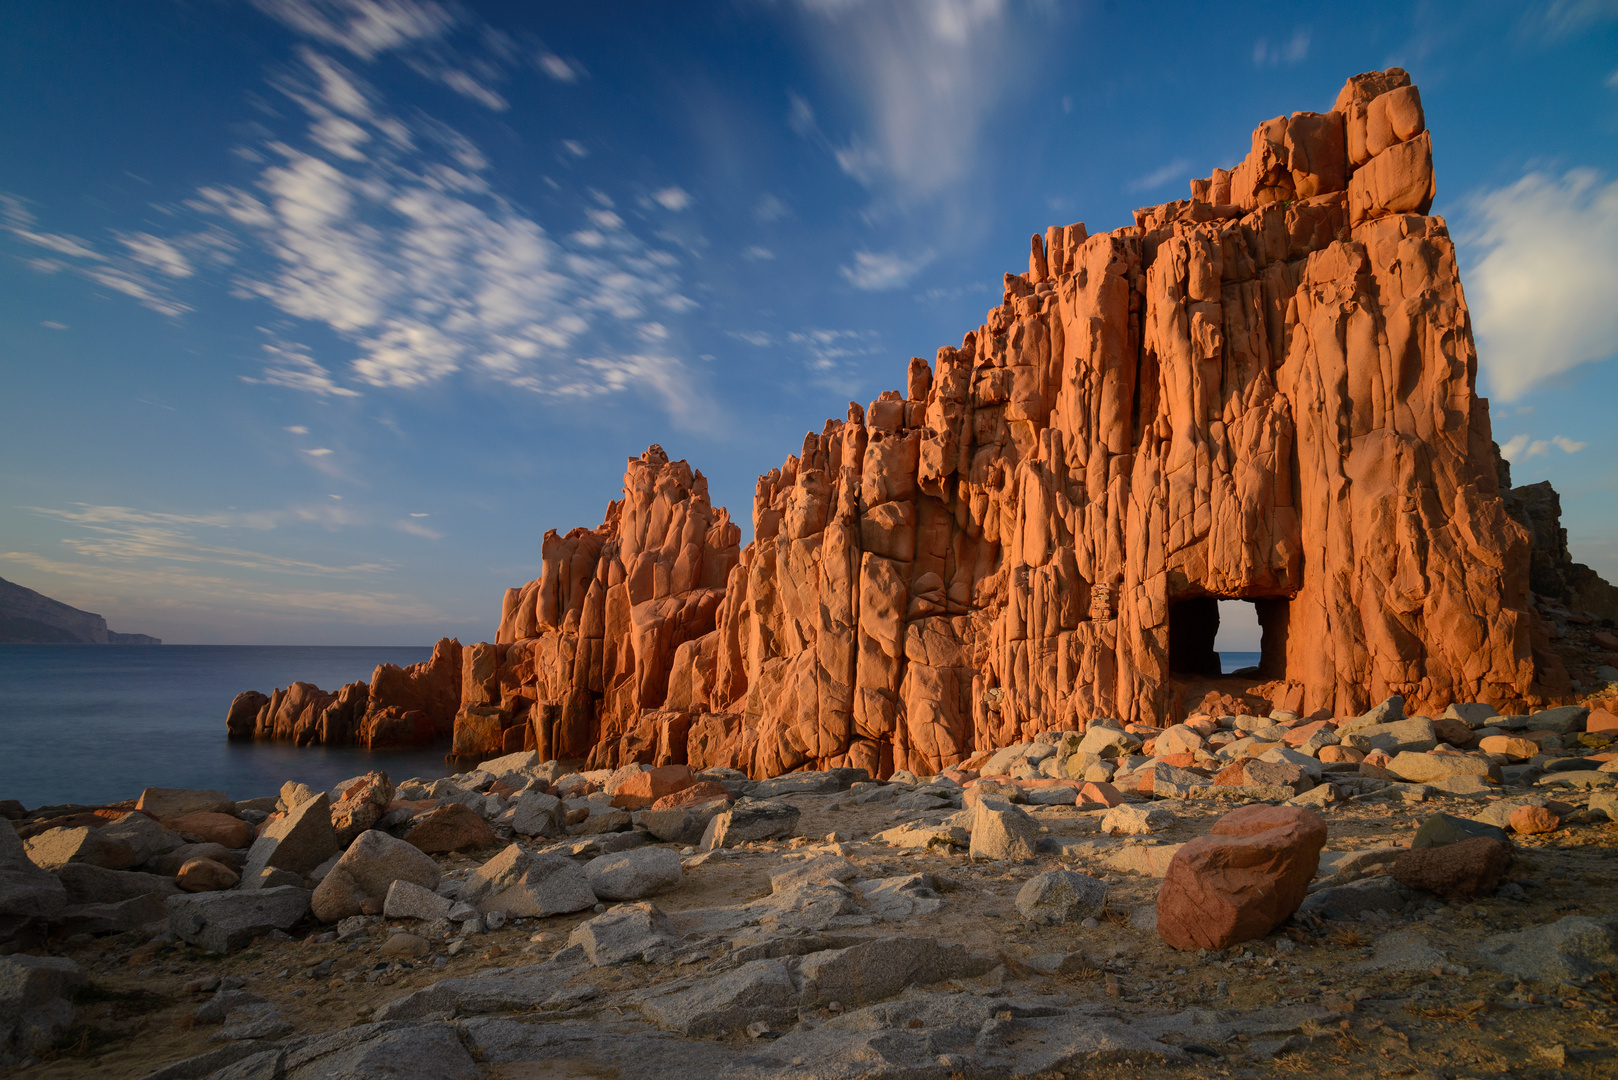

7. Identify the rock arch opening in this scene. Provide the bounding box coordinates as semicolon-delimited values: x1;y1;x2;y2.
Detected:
1169;597;1290;679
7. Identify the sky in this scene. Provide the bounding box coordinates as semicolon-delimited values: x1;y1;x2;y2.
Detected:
2;0;1616;647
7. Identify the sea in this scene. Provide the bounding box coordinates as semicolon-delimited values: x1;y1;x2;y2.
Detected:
0;645;1269;811
0;645;451;811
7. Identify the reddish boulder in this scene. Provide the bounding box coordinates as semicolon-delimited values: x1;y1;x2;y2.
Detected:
1077;781;1124;808
1156;805;1328;950
167;812;252;850
1392;836;1511;899
610;765;696;810
177;857;240;892
1587;709;1618;734
649;781;731;810
1509;805;1560;835
330;771;395;846
404;803;495;854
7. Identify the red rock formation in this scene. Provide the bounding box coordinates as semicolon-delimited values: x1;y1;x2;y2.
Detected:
240;69;1580;779
227;638;461;749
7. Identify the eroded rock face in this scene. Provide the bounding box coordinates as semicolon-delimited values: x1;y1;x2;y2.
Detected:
236;68;1568;780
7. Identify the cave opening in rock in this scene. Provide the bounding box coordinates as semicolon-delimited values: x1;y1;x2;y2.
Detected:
1169;597;1290;678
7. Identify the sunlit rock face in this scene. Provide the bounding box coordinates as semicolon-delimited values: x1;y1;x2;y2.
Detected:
448;69;1551;778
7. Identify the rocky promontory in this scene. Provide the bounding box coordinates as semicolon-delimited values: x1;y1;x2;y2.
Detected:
0;576;160;645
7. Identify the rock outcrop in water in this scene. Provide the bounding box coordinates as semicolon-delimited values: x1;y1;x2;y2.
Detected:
232;69;1610;780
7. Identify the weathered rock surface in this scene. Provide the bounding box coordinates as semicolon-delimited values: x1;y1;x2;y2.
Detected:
0;954;85;1066
1392;836;1511;898
240;793;336;883
585;847;682;900
236;67;1594;783
166;886;311;953
460;844;596;917
310;830;440;922
1015;870;1107;923
1156;804;1327;949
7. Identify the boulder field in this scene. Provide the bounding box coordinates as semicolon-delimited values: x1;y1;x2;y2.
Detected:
229;66;1617;789
2;711;1617;1076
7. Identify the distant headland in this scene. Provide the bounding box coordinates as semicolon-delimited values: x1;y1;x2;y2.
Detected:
0;575;160;644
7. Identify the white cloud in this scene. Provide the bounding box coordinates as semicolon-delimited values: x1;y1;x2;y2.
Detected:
395;519;442;539
791;0;1020;200
840;248;934;290
1608;68;1618;88
118;232;193;278
40;320;67;330
538;53;579;82
728;330;773;347
247;339;362;397
408;511;429;517
1252;28;1311;67
753;194;788;222
286;425;310;434
251;0;454;60
743;246;776;261
561;139;588;157
1499;433;1589;461
1464;169;1618;400
651;187;691;211
1127;157;1192;194
303;447;335;457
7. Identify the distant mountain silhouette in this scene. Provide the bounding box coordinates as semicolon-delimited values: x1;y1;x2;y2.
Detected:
0;576;160;644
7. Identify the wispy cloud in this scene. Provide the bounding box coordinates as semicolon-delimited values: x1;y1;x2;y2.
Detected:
782;327;883;397
742;246;775;261
651;187;691;211
22;502;391;575
1499;433;1590;461
10;42;710;424
1464;169;1618;400
394;518;442;539
840;248;934;290
1252;28;1310;67
790;0;1022;201
1127;157;1192;194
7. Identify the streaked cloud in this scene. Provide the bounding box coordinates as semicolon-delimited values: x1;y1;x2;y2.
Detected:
1127;158;1193;194
651;187;691;211
250;0;454;60
1465;169;1618;400
840;248;934;290
1252;28;1310;67
1499;433;1590;461
791;0;1021;201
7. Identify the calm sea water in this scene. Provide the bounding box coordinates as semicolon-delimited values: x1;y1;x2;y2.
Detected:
0;645;453;810
1220;650;1262;674
0;645;1271;810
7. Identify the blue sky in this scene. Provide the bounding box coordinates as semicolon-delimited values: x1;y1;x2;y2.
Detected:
2;0;1616;646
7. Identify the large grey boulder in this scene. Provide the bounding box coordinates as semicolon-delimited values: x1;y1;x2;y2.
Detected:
1529;706;1589;734
1475;915;1618;983
166;885;310;953
135;787;233;821
0;954;86;1066
0;820;65;937
699;798;800;850
568;902;676;966
57;863;179;905
750;771;844;798
636;958;799;1036
311;829;441;923
1338;695;1406;735
1343;717;1437;755
240;793;336;883
969;797;1038;861
25;813;181;872
1015;870;1107;924
506;791;564;838
585;847;682;900
383;880;454;922
460;844;595;917
1384;752;1501;785
795;936;994;1007
633;798;729;845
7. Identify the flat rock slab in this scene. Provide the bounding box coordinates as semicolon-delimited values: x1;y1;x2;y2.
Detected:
166;886;310;954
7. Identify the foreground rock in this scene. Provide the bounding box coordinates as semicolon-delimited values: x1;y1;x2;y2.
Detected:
0;954;85;1066
1156;805;1327;950
166;886;310;953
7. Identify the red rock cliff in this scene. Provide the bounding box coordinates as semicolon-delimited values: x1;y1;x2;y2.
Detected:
236;69;1568;776
453;69;1553;777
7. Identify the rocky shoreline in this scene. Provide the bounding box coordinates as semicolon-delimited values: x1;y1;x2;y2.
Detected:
4;694;1617;1078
